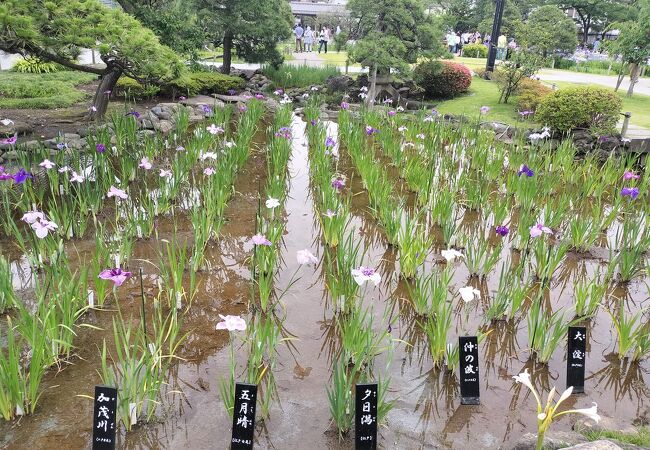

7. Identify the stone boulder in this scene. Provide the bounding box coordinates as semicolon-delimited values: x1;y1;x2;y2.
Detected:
511;431;588;450
563;441;622;450
326;75;354;92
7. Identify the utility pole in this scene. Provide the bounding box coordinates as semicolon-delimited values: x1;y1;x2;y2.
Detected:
484;0;505;77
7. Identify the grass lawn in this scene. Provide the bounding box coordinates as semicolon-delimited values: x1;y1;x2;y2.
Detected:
432;77;534;126
432;72;650;131
453;56;488;72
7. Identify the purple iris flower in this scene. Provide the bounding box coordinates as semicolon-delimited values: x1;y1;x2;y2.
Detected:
126;111;141;119
251;234;272;246
340;102;350;110
495;225;509;236
56;142;68;150
98;268;132;287
255;93;265;100
518;164;534;177
310;119;317;126
227;89;237;96
1;135;17;145
275;127;292;139
331;178;345;190
13;168;33;184
621;187;639;199
365;126;379;136
388;110;396;116
201;105;213;115
325;136;336;148
96;143;106;153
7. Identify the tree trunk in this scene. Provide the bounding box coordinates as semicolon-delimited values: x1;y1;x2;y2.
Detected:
627;62;639;97
581;16;591;45
88;68;122;121
615;62;626;92
222;31;233;75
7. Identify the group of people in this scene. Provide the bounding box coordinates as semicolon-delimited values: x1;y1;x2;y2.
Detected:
446;30;514;60
294;24;333;54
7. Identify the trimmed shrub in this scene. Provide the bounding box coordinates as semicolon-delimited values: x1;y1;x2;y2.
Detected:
115;76;160;99
163;71;245;97
413;60;472;99
12;57;62;74
515;78;553;112
0;71;95;109
462;43;488;58
536;86;622;133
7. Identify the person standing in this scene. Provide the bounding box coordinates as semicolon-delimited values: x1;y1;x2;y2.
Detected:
319;27;330;54
447;31;456;53
304;26;314;52
497;34;507;60
295;24;304;53
593;39;601;52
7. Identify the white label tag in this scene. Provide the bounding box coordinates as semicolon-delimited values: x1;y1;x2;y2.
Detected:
87;290;94;308
129;402;137;426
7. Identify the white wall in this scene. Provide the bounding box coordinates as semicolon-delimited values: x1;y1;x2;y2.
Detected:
0;49;99;71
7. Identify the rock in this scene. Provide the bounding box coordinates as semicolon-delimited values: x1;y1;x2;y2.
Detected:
326;75;354;92
180;96;223;108
3;150;19;161
213;94;250;104
63;133;81;141
146;111;160;125
563;441;622;450
511;431;588;450
67;138;85;149
482;122;512;136
140;119;155;130
157;102;182;110
154;120;173;135
22;140;41;151
138;130;156;138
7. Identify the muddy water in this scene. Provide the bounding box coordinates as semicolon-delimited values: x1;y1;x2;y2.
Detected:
1;114;649;450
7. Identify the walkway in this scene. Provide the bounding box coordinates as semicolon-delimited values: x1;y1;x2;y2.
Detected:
538;69;650;96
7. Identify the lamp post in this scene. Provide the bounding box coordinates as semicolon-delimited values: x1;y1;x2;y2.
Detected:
485;0;505;77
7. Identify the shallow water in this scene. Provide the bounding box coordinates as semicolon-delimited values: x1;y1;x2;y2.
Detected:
1;114;648;450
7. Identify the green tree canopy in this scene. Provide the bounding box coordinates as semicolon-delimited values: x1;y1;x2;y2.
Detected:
0;0;184;118
520;5;578;57
550;0;635;44
131;2;205;56
603;0;650;96
197;0;293;74
347;0;444;72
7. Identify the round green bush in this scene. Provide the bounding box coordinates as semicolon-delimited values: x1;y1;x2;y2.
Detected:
413;60;472;99
536;86;622;134
462;43;488;58
12;57;62;74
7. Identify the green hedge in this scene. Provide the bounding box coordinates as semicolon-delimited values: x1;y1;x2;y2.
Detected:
462;43;488;59
115;71;245;99
536;86;622;133
163;72;245;97
115;76;160;99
